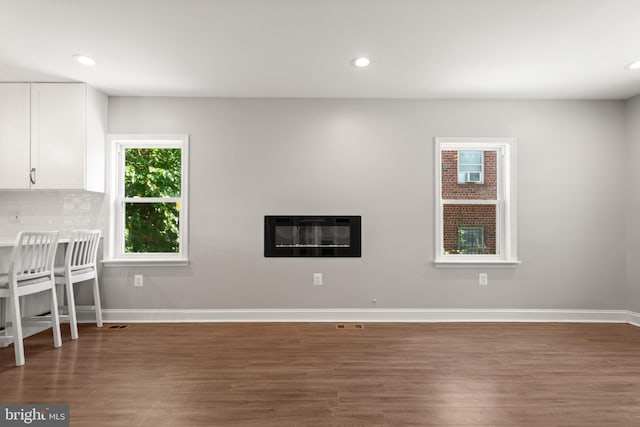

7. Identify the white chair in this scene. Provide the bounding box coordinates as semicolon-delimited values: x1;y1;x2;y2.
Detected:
55;230;103;339
0;231;62;366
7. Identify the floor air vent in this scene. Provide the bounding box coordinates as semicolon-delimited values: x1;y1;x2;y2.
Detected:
336;324;364;329
108;325;129;329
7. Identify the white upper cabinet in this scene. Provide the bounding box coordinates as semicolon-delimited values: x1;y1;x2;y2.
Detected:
31;83;86;190
0;84;30;189
0;82;107;192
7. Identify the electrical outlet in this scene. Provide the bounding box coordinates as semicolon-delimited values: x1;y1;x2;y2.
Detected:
134;274;144;287
313;273;323;286
479;273;488;285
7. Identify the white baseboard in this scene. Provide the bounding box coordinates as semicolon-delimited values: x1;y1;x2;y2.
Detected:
626;310;640;327
10;309;639;341
73;308;640;325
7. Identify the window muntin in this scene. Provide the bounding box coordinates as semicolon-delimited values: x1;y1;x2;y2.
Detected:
109;135;189;262
435;138;517;265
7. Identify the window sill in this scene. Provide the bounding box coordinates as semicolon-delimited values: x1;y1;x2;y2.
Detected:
101;258;190;267
433;259;521;268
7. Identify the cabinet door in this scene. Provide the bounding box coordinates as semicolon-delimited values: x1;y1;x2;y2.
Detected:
31;83;86;190
0;83;30;189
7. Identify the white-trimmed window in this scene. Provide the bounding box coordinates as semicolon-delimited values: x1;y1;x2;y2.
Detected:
434;137;518;267
105;134;189;266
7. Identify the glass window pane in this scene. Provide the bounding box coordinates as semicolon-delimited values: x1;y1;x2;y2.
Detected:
442;150;497;200
459;164;482;172
125;203;180;253
458;150;482;165
443;204;496;254
458;227;485;253
125;148;182;198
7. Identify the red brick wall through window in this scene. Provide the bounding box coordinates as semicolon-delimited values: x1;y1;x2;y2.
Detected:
442;204;496;254
441;150;497;200
441;150;497;254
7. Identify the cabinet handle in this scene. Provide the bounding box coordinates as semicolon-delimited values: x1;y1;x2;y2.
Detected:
30;168;36;185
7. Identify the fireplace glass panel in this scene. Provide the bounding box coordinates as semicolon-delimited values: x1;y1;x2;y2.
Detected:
275;225;351;248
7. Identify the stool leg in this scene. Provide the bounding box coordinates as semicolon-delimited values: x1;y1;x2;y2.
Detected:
0;298;8;348
65;278;79;339
10;294;25;366
49;281;62;348
93;276;103;327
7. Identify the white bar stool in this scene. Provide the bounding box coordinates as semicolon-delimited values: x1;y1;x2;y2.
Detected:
0;231;62;366
54;230;103;339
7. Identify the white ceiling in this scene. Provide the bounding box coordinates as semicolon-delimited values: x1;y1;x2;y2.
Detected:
1;0;640;99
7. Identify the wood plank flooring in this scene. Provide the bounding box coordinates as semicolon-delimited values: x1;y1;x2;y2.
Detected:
1;322;640;426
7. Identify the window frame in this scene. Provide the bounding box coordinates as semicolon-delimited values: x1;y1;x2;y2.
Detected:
105;134;189;266
434;137;519;267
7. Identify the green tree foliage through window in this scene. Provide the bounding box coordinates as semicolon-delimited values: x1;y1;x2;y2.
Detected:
125;148;181;197
124;148;181;253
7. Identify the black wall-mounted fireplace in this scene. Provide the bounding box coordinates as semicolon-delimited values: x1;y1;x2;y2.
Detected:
264;216;361;257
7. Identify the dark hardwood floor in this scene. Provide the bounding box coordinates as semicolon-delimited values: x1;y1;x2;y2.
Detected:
1;322;640;426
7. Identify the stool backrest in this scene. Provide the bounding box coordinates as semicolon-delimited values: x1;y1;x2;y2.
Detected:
67;230;101;271
9;231;59;282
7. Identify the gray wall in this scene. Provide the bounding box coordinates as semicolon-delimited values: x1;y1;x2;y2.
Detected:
104;97;626;310
626;94;640;312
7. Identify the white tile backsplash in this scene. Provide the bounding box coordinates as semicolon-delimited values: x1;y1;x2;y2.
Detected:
0;191;106;241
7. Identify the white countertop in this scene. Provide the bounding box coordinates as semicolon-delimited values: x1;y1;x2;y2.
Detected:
0;238;70;248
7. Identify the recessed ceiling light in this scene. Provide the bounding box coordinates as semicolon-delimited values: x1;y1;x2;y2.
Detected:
73;55;96;66
351;57;371;68
626;60;640;70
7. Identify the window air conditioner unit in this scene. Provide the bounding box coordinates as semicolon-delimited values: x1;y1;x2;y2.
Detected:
464;172;482;183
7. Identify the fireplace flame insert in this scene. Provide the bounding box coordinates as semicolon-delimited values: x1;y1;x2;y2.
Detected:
264;216;361;257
